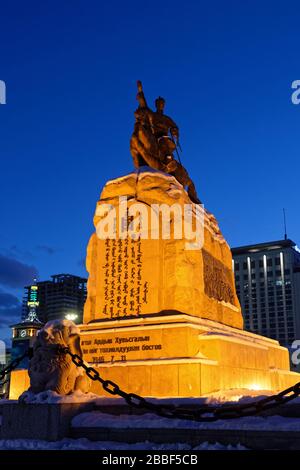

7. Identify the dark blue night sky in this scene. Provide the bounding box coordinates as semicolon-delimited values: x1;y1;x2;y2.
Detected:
0;0;299;343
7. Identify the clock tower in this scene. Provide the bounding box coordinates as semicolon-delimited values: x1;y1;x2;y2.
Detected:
10;280;43;369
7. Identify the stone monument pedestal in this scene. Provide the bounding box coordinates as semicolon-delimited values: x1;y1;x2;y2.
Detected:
79;169;299;397
81;313;299;398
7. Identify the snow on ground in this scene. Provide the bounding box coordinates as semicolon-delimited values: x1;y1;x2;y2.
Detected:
72;412;300;432
0;438;247;450
18;390;101;404
13;387;300;405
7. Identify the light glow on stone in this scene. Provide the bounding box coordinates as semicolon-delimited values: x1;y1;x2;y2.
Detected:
248;383;263;391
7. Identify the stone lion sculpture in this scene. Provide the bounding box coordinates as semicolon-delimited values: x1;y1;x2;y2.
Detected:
25;319;91;395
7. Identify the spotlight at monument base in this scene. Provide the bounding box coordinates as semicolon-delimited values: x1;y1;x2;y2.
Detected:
248;383;264;391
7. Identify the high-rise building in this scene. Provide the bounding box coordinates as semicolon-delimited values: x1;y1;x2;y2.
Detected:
24;279;40;323
22;274;87;324
232;239;300;347
10;280;43;373
0;349;11;399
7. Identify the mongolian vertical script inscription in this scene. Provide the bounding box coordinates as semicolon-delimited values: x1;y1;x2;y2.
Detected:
101;237;149;318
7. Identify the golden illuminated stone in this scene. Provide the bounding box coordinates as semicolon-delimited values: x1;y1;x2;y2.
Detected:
84;169;242;329
78;169;300;397
9;369;30;400
79;313;300;397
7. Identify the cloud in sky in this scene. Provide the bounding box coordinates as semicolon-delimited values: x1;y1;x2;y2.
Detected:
0;289;22;345
0;305;21;328
0;253;38;288
0;290;20;308
36;245;58;255
9;245;34;259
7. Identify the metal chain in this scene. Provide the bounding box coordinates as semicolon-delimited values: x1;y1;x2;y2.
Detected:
61;346;300;422
0;378;9;387
0;349;31;381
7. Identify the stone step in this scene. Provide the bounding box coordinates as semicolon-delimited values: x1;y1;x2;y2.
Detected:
91;401;300;418
70;425;300;450
2;399;300;448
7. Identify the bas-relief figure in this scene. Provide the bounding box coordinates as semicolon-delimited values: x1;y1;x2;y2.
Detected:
130;81;201;204
24;320;90;395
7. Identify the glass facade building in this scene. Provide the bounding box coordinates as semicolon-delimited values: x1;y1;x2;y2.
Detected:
232;239;300;347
